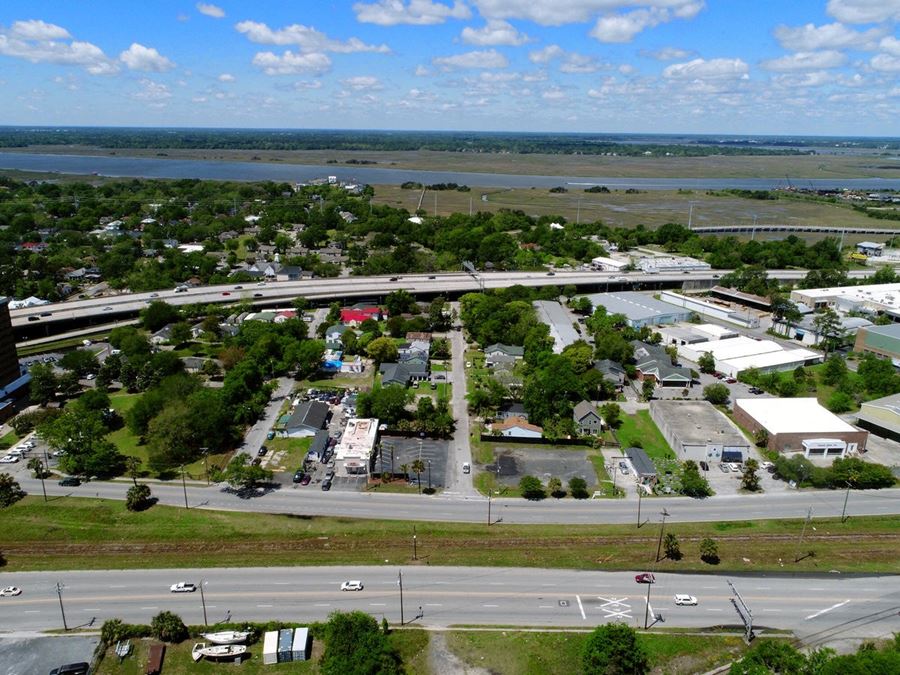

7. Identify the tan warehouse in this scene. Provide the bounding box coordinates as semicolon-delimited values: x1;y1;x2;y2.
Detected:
650;400;750;463
734;398;868;457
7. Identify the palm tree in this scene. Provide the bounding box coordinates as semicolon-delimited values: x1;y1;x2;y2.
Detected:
411;459;426;495
27;457;46;478
400;463;409;485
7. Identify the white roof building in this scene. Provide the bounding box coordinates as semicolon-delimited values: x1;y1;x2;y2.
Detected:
679;336;822;377
791;282;900;318
334;418;378;474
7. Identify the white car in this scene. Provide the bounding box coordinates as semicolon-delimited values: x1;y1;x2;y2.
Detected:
170;582;197;593
674;594;698;606
729;463;741;473
0;455;18;464
0;586;22;597
340;580;363;592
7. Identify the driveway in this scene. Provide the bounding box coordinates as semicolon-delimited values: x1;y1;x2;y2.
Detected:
447;312;476;496
235;376;295;460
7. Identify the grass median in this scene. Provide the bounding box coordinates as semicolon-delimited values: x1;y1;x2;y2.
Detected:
1;496;898;574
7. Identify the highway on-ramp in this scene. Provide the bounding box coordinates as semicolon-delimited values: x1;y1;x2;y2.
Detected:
0;567;896;642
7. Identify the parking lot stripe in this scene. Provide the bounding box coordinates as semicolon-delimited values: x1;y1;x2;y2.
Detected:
576;595;586;620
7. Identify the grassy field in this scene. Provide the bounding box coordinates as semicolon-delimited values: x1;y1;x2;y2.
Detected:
615;411;675;461
2;496;897;574
446;630;750;675
9;145;900;179
16;330;115;357
262;436;312;474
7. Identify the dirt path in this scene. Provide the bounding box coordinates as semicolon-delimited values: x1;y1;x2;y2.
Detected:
428;632;491;675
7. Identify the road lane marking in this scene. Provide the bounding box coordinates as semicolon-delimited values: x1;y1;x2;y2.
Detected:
761;609;782;612
426;604;442;607
540;583;556;587
314;603;330;607
809;587;826;591
705;609;724;612
24;610;41;614
140;607;158;610
483;604;499;608
702;586;717;589
576;595;586;620
754;587;771;590
489;582;505;586
369;603;386;607
257;604;273;608
272;582;290;585
539;605;553;608
109;585;127;589
82;608;100;611
805;600;850;620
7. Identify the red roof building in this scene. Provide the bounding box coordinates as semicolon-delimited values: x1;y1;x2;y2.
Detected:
341;306;383;324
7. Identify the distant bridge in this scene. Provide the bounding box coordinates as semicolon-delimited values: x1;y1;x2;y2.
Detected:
690;224;900;236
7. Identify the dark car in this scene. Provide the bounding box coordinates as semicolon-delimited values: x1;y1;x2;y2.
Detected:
389;276;399;281
546;271;555;276
321;479;332;491
749;387;764;395
700;461;709;471
253;293;263;297
292;470;305;483
27;316;39;322
58;477;80;487
300;474;312;486
428;275;436;279
266;431;275;440
49;663;89;675
257;446;268;457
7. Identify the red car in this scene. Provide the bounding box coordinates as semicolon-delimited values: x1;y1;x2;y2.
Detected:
635;573;655;584
300;474;311;486
725;377;737;384
222;291;231;296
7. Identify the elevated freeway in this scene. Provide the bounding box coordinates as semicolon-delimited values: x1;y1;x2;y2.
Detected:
691;224;900;236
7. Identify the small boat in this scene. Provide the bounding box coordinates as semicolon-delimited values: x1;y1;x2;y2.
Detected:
191;642;247;662
200;630;250;645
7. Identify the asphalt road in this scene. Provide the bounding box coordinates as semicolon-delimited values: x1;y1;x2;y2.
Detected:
10;269;874;328
0;567;896;642
15;473;900;525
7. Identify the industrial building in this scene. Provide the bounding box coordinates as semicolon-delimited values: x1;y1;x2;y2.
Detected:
636;256;711;274
0;298;28;422
650;400;750;463
856;393;900;442
656;322;738;346
590;255;629;271
790;282;900;319
659;291;761;328
734;398;868;457
533;300;580;353
678;336;821;377
582;291;691;328
854;323;900;364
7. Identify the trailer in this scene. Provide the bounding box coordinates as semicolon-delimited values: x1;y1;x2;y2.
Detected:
278;628;293;663
291;627;310;661
262;630;279;665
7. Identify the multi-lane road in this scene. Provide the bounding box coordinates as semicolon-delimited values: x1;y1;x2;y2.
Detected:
15;474;900;525
0;567;896;641
10;268;874;329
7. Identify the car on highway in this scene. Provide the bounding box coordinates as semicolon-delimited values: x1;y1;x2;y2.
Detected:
462;462;470;474
428;275;436;279
0;586;22;597
221;291;231;296
293;470;305;483
40;311;52;317
389;276;399;281
103;306;113;311
27;316;39;321
253;293;263;297
170;582;196;593
58;476;80;486
149;293;159;298
635;573;655;584
234;285;243;290
300;474;311;486
674;594;698;606
546;271;555;276
340;580;363;591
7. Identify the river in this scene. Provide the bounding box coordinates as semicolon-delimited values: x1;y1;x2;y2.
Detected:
2;151;900;191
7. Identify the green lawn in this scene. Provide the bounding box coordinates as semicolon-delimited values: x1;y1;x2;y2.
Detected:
1;497;897;573
0;430;20;450
264;436;312;473
615;411;675;461
446;630;750;675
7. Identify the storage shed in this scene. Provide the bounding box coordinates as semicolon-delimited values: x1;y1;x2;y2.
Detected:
263;630;279;665
278;628;294;663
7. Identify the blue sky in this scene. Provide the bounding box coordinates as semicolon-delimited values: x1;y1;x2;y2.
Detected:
0;1;898;135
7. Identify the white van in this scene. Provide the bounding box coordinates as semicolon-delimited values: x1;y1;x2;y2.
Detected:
462;462;470;474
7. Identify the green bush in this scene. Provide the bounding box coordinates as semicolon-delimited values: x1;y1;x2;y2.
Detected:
150;611;188;643
568;476;590;499
582;623;649;675
519;475;546;500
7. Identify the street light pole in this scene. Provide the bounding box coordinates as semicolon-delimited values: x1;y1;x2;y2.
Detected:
655;509;670;562
180;465;189;509
841;481;852;523
636;488;643;528
413;526;417;561
200;447;210;486
199;579;208;626
38;459;47;502
56;581;68;631
427;460;432;492
643;580;652;629
398;570;405;626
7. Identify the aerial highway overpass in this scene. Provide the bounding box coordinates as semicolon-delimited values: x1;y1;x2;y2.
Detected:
0;566;896;641
9;268;875;339
691;224;900;236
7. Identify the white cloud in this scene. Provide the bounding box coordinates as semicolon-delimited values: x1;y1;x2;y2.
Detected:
773;70;833;88
353;0;472;25
235;21;390;53
542;87;566;100
433;49;509;69
592;8;663;43
560;52;600;73
774;22;884;51
132;78;172;101
9;19;71;40
251;50;332;75
196;3;226;18
292;80;323;90
881;36;900;56
826;0;900;24
871;53;900;71
641;46;692;60
461;20;530;46
762;50;847;72
342;75;383;90
473;0;706;27
528;44;564;63
415;64;431;76
663;57;749;80
119;43;175;72
0;22;118;75
218;73;235;82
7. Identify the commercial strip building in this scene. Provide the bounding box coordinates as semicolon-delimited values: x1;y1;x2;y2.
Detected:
656;322;738;346
791;282;900;319
854;323;900;364
650;400;750;463
856;393;900;442
636;256;710;274
659;291;761;329
334;418;379;475
582;291;692;328
533;300;580;354
734;398;868;457
678;335;822;378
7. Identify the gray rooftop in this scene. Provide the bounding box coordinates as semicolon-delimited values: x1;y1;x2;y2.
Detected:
533;300;580;353
650;400;749;447
582;291;689;322
625;447;657;476
860;322;900;339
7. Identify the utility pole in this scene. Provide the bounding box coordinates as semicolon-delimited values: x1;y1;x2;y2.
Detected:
576;199;581;224
795;506;813;562
56;582;68;631
841;482;852;523
201;447;210;486
413;526;417;561
643;579;653;629
636;487;643;528
199;579;208;626
655;509;670;562
427;460;432;492
180;464;189;509
38;459;47;502
398;570;405;626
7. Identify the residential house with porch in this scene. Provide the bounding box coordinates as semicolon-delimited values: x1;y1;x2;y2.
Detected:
631;341;693;388
574;401;604;435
